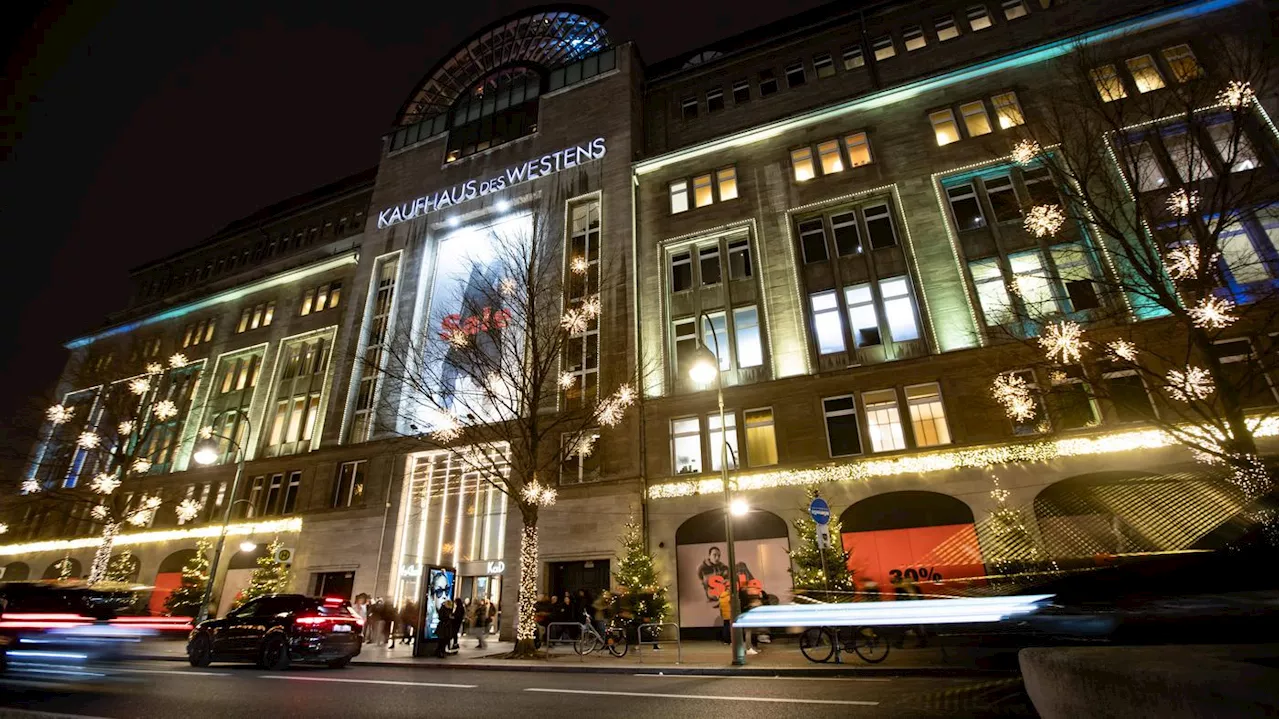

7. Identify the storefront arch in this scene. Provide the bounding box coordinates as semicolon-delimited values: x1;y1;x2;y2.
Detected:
674;508;790;632
41;557;81;580
150;548;201;615
108;551;141;583
1;561;30;581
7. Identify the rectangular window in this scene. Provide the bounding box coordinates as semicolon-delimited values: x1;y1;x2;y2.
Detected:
906;382;951;446
333;460;366;508
1206;119;1260;172
863;203;898;250
1132;140;1168;192
1126;55;1165;93
706;88;724;113
733;306;763;368
671;417;702;474
991;92;1024;128
818;139;843;174
1010;369;1045;435
702;311;730;370
845;283;880;347
282;471;301;514
798;218;827;263
960;100;993;137
728;239;753;279
1023;167;1058;206
670;251;693;292
967;4;993;30
1213;338;1277;408
843;132;872;167
931;109;961;146
758;69;778;96
971;257;1012;325
936;15;960;41
263;301;275;326
669;179;689;213
863;389;907;452
831;211;862;256
716;166;738;201
264;474;283;516
693;174;713;208
708;413;739;471
903;25;926;52
681;96;698;121
1218;221;1271;285
1165;128;1213;183
732;79;750;104
823;395;862;457
1050;369;1099;430
785;61;806;88
1051;243;1101;311
699;245;722;285
237;309;251;333
872;36;895;61
1162;44;1202;82
1010;249;1055;317
1091;65;1127;102
842;45;865;70
673;319;698;381
1104;371;1155;422
880;275;921;342
1001;0;1027;20
811;290;845;354
791;147;816;181
986;174;1021;222
814;53;835;79
744;408;778;467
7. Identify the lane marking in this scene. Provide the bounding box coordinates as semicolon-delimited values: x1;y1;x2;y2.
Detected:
260;676;476;689
116;668;232;677
0;710;115;719
524;688;878;706
634;673;892;683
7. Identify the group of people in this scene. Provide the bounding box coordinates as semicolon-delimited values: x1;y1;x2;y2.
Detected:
534;589;611;641
433;596;496;658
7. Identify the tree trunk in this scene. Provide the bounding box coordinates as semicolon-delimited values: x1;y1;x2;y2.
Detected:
510;519;541;658
87;522;119;585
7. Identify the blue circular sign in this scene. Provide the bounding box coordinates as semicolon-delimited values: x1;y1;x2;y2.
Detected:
808;497;831;525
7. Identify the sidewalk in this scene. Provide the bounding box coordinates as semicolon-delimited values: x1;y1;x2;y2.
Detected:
139;636;1018;677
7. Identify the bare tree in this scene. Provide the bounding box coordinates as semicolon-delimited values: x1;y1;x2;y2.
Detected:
365;194;637;656
982;37;1277;494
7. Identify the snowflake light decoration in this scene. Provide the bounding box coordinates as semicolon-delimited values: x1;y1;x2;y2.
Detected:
1164;244;1217;281
1216;80;1254;108
570;256;590;275
1024;204;1065;238
429;413;463;443
1038;321;1088;364
46;404;74;425
76;431;101;449
1010;139;1041;166
144;494;162;509
91;505;109;521
1165;188;1199;217
1187;296;1236;329
581;295;601;319
991;373;1036;422
118;420;135;436
1106;339;1138;363
153;400;178;421
175;499;202;523
595;384;636;427
0;523;7;535
21;478;41;494
446;330;469;349
558;372;577;389
569;433;597;458
131;457;153;474
145;363;164;375
521;479;557;507
128;378;152;396
128;510;153;527
499;277;518;297
198;425;214;439
1166;365;1214;402
90;472;121;495
561;308;589;335
168;353;189;369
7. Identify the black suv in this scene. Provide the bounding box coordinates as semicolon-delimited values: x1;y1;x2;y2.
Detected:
187;594;362;670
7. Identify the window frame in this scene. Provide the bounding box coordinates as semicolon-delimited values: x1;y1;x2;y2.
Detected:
905;382;952;447
706;87;725;113
785;61;806;88
967;4;993;31
903;25;927;52
813;53;835;79
670;416;704;475
935;15;960;41
871;35;896;61
743;407;778;467
822;395;863;458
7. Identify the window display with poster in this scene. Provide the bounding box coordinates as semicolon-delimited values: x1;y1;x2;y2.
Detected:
674;509;792;633
413;565;456;656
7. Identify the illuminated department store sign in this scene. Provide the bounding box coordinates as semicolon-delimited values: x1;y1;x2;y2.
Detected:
377;137;608;229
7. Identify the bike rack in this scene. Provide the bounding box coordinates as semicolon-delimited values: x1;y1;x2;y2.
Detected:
545;622;585;661
635;622;681;664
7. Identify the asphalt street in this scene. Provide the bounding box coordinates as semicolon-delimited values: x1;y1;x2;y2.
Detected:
0;660;1036;718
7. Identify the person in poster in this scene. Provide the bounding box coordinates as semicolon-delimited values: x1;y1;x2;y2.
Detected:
424;568;455;640
677;538;790;629
697;546;728;603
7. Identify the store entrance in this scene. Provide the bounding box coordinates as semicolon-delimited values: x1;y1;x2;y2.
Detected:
312;571;355;600
458;575;503;634
549;559;610;598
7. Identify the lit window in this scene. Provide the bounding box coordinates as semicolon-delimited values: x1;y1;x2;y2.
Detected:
1165;128;1213;183
967;4;993;31
671;418;703;474
1104;371;1155;422
237;309;251;333
823;395;862;457
845;284;880;347
991;92;1024;128
831;211;862;256
733;306;763;368
699;245;721;286
758;69;778;96
744;408;778;467
936;15;960;41
1001;0;1027;20
732;79;750;104
810;290;846;354
1091;65;1128;102
842;45;865;70
960;100;993;137
673;318;698;380
670;251;692;292
670;179;689;214
717;166;739;200
863;203;898;250
729;239;752;279
1009;249;1055;317
702;311;730;370
931;109;961;146
263;300;276;325
1126;55;1165;93
1206;119;1260;172
707;88;724;113
985;174;1021;223
818;139;843;174
814;53;835;79
300;289;315;316
1161;44;1202;83
1218;221;1272;285
903;25;926;52
872;35;895;61
798;218;828;263
785;62;806;88
880;276;920;342
970;257;1013;326
1131;140;1168;192
1051;243;1101;312
708;413;739;471
906;383;951;446
681;96;698;121
693;174;714;208
1050;368;1099;430
844;131;872;167
791;147;816;182
862;389;907;452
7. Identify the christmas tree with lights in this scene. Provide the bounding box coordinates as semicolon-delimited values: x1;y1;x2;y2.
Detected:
612;518;669;635
164;540;210;617
105;549;138;583
233;538;291;608
788;490;855;602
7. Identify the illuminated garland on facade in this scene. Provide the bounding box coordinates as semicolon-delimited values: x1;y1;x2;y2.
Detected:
0;517;303;557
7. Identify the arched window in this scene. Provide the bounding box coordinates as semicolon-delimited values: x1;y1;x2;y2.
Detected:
445;66;544;163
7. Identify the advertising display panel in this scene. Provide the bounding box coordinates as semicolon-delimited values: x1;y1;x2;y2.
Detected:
675;538;791;628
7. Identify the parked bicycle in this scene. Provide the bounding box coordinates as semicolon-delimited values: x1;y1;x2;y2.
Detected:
573;611;629;657
799;626;890;664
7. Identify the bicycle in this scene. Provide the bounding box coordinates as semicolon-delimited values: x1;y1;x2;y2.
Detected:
799;626;890;664
573;611;629;657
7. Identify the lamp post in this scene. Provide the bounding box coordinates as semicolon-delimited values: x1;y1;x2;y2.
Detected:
688;314;746;666
192;411;251;624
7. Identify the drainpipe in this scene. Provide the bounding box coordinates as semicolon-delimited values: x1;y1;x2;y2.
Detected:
371;454;398;599
631;167;651;552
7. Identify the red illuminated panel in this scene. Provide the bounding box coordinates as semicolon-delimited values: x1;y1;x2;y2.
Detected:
843;523;985;597
148;571;184;615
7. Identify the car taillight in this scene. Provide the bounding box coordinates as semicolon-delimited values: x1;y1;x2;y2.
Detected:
0;613;94;630
295;616;330;626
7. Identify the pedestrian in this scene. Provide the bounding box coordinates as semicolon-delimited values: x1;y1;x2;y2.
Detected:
546;594;561;642
739;582;763;655
591;590;611;638
471;598;491;649
434;600;454;658
450;597;467;651
351;594;370;643
718;588;732;645
398;600;418;645
534;594;551;648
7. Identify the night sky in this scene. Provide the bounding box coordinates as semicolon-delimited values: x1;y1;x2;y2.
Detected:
0;0;826;444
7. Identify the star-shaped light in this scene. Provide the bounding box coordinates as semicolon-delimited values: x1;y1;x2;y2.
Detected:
90;472;121;495
127;510;153;527
1165;188;1199;217
175;499;202;523
198;425;214;440
991;373;1036;421
168;353;189;369
1216;80;1254;108
46;404;74;425
561;308;589;335
1187;296;1237;329
145;363;164;375
131;457;153;474
570;256;590;275
595;384;636;427
558;372;578;389
129;377;152;396
581;295;601;319
0;523;8;534
446;330;469;349
569;433;596;458
521;479;557;507
77;431;101;449
1038;321;1088;364
143;494;162;510
21;478;41;494
118;420;135;436
1164;244;1216;281
1010;139;1040;166
1024;204;1065;238
499;277;518;297
91;505;109;520
429;412;462;443
1166;366;1214;402
152;400;178;421
1106;340;1138;363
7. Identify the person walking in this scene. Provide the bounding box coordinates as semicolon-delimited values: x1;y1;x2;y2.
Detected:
433;600;454;658
718;587;733;645
471;598;491;649
739;583;764;655
449;597;467;651
351;594;370;643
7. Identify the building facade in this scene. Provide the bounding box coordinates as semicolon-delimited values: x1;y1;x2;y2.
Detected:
2;1;1276;638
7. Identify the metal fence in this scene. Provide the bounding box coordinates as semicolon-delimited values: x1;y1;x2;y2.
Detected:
635;622;681;664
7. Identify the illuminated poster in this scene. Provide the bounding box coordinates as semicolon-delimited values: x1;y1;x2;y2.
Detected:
423;566;457;640
843;524;985;597
676;538;791;628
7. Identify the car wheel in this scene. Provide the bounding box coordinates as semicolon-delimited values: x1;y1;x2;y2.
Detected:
327;657;351;669
261;635;291;671
188;634;213;668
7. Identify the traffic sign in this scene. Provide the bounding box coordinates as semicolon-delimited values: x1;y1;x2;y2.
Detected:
816;524;831;549
808;497;831;525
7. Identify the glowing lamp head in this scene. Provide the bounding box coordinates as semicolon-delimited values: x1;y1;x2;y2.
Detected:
730;498;750;517
495;199;511;212
239;540;258;553
688;346;719;385
193;442;218;466
447;216;461;227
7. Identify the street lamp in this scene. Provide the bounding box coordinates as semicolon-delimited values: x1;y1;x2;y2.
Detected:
688;315;746;666
192;411;251;624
